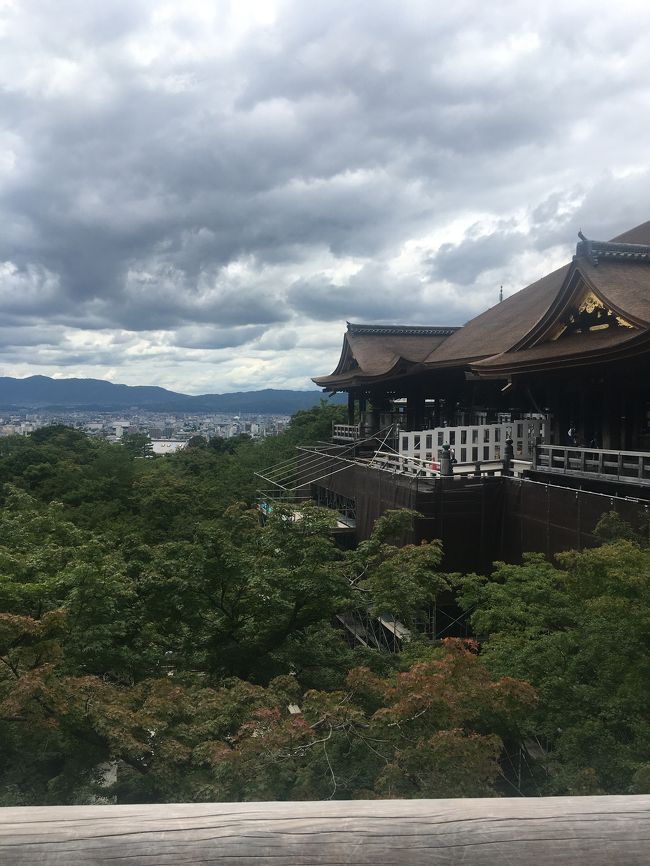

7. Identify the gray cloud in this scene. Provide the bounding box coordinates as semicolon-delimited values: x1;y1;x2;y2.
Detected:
288;260;483;328
428;224;526;286
0;0;649;390
172;324;268;350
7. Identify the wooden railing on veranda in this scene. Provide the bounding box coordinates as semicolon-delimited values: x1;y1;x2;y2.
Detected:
332;422;362;441
534;444;650;484
0;796;648;864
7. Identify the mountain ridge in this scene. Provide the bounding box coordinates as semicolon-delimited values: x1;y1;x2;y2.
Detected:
0;376;342;414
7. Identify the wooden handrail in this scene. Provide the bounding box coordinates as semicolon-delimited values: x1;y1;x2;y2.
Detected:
0;796;648;864
534;444;650;484
537;444;650;460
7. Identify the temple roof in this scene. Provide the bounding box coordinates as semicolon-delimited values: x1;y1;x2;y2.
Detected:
472;327;648;376
312;322;459;388
610;220;650;245
313;220;650;390
424;265;570;366
576;258;650;326
469;221;650;375
427;221;650;368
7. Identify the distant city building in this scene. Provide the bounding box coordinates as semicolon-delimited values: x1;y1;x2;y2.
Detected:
150;439;188;455
0;408;291;443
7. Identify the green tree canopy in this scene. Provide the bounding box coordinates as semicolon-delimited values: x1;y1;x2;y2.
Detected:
455;540;650;794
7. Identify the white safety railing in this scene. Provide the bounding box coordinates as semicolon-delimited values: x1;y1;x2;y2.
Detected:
399;418;547;465
367;450;510;479
368;450;440;477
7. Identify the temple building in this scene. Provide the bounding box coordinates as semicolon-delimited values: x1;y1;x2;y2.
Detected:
315;221;650;456
258;221;650;580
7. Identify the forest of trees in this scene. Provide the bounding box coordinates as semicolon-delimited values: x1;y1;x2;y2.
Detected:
0;405;648;804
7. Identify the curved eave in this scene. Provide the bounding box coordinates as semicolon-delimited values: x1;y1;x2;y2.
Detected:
509;264;587;351
313;326;461;390
312;359;416;391
471;329;650;378
328;334;356;377
420;354;492;371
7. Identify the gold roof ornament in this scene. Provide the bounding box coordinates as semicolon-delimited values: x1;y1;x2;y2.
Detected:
551;290;635;341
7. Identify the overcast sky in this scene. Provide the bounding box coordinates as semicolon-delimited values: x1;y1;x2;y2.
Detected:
1;0;650;394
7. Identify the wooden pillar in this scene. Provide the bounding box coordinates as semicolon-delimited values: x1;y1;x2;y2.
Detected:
561;385;575;446
415;393;426;430
620;388;627;451
406;394;415;430
602;372;613;449
629;377;644;451
368;397;381;435
347;392;355;425
407;390;425;431
578;383;586;446
358;394;367;433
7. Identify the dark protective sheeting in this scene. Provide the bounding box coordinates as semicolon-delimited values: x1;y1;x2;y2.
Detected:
501;477;650;564
296;452;420;542
296;454;650;572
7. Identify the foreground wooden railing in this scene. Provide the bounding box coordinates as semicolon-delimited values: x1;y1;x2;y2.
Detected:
0;796;648;864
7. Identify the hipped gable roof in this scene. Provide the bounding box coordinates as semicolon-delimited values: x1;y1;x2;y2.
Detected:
470;220;650;375
312;323;459;389
428;220;650;368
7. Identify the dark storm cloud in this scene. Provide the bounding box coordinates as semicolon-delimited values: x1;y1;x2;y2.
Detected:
428;223;526;285
172;324;268;350
115;276;290;331
427;171;650;293
289;263;477;326
288;270;417;323
0;0;650;387
0;325;63;349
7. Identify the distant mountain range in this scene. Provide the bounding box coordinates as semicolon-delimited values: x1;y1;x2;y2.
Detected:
0;376;344;414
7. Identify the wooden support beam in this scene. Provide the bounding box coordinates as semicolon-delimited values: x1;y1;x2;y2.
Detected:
0;796;648;865
347;390;355;425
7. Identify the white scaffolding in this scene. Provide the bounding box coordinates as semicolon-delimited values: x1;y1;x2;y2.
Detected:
255;425;398;499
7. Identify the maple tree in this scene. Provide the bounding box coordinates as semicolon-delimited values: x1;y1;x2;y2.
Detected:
134;639;534;802
6;416;646;804
0;420;527;803
456;534;650;794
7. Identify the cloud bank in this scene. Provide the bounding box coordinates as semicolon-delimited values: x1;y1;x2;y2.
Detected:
1;0;649;392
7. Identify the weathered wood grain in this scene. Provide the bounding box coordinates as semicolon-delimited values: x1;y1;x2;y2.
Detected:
0;796;648;865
